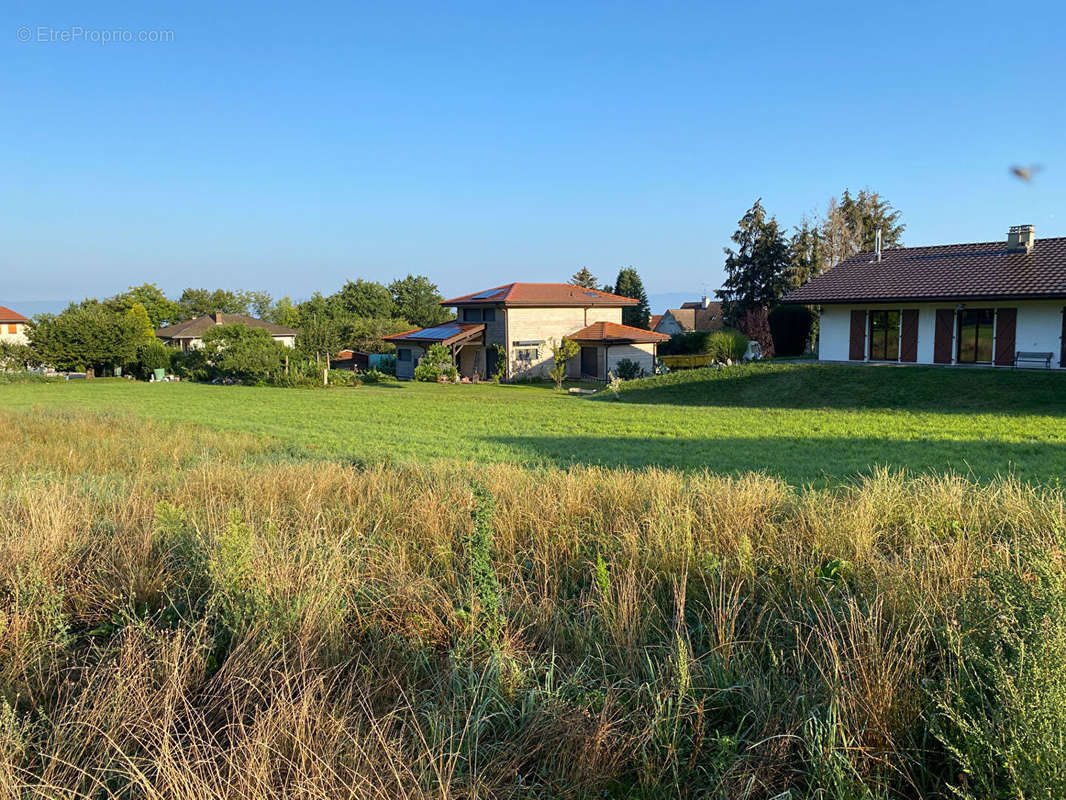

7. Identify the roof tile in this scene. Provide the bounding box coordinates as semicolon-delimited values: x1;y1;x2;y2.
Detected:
0;306;29;323
442;283;638;307
782;236;1066;304
569;321;670;343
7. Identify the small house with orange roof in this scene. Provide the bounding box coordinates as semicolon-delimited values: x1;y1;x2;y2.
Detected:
0;306;30;345
385;283;668;381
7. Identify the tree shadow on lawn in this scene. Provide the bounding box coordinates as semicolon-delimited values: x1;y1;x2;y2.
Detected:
614;364;1066;416
483;433;1066;487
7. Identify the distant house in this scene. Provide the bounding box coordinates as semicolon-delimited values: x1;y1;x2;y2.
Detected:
654;297;723;336
384;283;669;381
781;224;1066;368
0;306;30;345
155;312;298;351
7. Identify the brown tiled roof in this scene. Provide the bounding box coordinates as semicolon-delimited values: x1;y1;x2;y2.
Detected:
649;314;663;330
661;304;723;332
383;323;485;346
782;236;1066;304
568;321;670;344
155;313;298;339
442;283;638;307
0;306;28;323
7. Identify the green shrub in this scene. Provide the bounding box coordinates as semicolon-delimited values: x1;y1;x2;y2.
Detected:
769;305;815;357
132;339;173;379
359;369;393;383
170;348;210;381
327;369;362;387
660;329;748;361
201;324;286;383
0;341;35;371
0;371;54;384
660;331;710;356
706;329;749;361
614;358;645;380
414;343;457;382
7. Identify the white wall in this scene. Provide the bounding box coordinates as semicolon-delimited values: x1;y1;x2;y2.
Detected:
817;301;1064;366
606;343;656;377
0;323;29;345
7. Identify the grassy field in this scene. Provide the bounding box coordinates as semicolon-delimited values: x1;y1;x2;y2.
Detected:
3;407;1066;798
2;363;1065;485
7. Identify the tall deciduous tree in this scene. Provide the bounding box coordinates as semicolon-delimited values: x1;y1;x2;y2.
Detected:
336;279;396;319
28;306;144;372
612;267;651;329
178;288;250;318
105;284;183;328
296;317;345;367
268;296;301;327
125;303;157;344
569;267;599;289
715;199;791;322
389;275;452;328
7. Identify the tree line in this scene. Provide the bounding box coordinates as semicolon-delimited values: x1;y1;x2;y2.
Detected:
4;274;454;376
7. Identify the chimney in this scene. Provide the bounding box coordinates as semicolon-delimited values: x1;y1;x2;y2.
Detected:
701;295;711;309
1007;224;1035;253
213;311;223;324
875;228;883;262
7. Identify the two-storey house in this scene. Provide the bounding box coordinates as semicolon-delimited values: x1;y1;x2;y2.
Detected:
385;283;668;380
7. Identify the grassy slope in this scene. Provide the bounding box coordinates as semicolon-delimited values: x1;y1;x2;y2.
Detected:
4;409;1066;798
2;363;1065;485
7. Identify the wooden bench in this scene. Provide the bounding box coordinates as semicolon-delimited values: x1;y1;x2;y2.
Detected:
1014;351;1054;369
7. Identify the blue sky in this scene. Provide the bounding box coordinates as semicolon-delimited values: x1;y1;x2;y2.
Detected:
3;0;1065;313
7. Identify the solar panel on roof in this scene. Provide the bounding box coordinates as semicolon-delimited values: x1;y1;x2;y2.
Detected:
470;289;500;299
409;324;463;339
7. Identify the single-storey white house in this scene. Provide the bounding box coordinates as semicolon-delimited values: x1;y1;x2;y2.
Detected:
782;225;1066;368
0;306;30;345
384;283;669;381
155;312;298;351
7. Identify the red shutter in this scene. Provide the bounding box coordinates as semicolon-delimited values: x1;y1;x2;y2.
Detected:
848;310;866;360
994;308;1017;366
934;309;954;364
900;309;919;362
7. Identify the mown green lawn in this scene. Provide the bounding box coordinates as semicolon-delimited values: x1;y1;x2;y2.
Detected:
4;363;1066;486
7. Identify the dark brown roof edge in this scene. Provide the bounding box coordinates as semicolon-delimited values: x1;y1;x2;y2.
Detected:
781;292;1066;305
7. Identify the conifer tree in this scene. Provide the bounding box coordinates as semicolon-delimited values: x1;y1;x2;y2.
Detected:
715;199;790;322
612;267;651;329
569;267;599;289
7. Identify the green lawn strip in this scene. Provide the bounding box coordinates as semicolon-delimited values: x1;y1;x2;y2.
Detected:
3;364;1065;485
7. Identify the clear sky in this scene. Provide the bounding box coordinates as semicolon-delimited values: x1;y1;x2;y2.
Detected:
4;0;1065;313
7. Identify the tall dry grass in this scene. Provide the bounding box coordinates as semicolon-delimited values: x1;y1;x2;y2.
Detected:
2;408;1066;798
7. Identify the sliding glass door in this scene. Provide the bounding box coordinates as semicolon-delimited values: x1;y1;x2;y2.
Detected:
868;311;900;361
956;309;995;363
